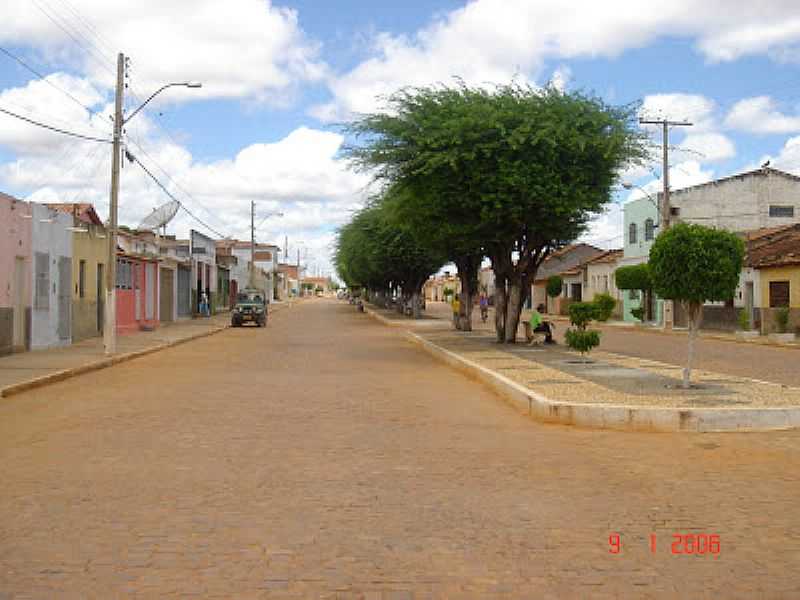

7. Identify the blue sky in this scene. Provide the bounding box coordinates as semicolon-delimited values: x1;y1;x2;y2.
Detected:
3;1;800;273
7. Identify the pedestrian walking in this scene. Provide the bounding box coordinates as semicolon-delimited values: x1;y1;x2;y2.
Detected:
479;293;489;323
200;291;210;317
452;293;461;328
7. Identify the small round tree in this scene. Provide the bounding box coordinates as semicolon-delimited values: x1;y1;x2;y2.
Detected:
565;301;601;362
615;264;652;321
545;275;563;313
649;223;744;388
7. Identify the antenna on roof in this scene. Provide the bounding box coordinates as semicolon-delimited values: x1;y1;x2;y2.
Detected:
137;199;180;232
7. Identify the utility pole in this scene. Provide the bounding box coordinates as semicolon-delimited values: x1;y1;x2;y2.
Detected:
296;247;301;297
249;200;255;288
103;52;124;355
639;118;692;231
639;117;692;328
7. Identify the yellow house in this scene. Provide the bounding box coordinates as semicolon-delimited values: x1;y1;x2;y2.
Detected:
748;225;800;334
49;204;108;342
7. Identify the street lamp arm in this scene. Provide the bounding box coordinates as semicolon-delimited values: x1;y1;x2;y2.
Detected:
123;82;202;125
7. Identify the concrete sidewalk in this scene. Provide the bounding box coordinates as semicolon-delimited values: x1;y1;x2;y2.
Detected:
0;301;294;398
364;302;800;432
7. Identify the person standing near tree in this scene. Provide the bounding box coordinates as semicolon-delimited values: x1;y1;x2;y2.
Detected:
452;293;461;328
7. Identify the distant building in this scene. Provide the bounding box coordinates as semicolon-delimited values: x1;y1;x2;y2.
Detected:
531;244;604;314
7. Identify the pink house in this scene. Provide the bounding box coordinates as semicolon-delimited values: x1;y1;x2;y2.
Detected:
115;231;160;334
0;193;32;354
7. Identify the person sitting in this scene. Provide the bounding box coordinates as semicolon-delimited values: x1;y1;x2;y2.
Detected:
528;308;555;344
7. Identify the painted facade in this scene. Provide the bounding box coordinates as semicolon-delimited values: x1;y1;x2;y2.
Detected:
621;196;663;324
51;204;109;343
30;204;73;349
116;231;160;334
0;193;32;354
190;230;217;314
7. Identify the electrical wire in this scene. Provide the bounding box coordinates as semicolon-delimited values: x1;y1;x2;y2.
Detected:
0;106;111;143
0;46;101;118
129;151;228;239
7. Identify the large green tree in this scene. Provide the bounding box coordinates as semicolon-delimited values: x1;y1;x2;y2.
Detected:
649;223;745;388
346;83;647;342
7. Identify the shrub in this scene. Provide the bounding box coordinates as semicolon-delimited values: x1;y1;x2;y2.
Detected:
566;301;601;360
546;275;563;298
565;329;601;358
593;293;616;322
630;306;645;322
568;301;597;330
737;309;750;331
775;307;790;333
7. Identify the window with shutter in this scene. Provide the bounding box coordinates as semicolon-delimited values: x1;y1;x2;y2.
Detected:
769;281;790;307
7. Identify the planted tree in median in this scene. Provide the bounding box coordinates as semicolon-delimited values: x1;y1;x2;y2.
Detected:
346;83;647;342
615;264;652;322
648;223;744;388
565;301;601;362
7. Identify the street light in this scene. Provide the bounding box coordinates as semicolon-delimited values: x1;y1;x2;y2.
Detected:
123;82;202;125
104;51;201;355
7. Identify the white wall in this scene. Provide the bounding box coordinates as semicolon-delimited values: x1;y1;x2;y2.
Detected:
672;169;800;232
30;204;72;349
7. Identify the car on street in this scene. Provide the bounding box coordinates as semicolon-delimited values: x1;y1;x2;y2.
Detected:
231;288;267;327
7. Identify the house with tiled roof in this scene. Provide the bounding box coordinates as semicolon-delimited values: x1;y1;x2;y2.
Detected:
744;223;800;334
530;243;604;314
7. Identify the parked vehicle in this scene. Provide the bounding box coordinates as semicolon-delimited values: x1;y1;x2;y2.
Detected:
231;288;267;327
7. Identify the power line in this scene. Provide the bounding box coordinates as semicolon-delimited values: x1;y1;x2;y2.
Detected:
0;106;111;143
32;0;116;83
128;150;228;239
0;46;101;117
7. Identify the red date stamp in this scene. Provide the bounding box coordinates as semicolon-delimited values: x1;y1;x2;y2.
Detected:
609;533;720;557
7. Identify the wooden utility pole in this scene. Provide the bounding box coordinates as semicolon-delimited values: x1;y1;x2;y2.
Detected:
103;52;124;355
639;117;692;328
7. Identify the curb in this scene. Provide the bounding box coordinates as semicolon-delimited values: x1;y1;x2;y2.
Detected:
365;307;800;432
0;299;298;399
0;324;229;399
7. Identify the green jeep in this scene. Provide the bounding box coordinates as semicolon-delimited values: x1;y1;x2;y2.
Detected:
231;288;267;327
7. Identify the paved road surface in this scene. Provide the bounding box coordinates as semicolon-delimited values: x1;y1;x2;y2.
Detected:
1;299;799;598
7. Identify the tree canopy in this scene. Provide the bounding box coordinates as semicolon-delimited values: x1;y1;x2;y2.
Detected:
649;223;744;304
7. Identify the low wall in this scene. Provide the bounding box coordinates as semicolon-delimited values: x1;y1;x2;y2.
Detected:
759;307;800;335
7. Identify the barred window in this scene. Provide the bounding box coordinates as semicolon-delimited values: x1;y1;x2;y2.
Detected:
629;223;638;244
644;218;655;241
35;252;50;309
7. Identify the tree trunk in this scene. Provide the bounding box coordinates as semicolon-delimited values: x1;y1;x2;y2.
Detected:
682;302;703;389
455;255;480;332
504;277;527;343
412;291;422;319
493;282;507;341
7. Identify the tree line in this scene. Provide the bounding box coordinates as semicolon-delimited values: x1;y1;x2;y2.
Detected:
335;82;649;343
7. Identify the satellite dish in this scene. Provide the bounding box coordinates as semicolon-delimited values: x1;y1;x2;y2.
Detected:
138;200;180;231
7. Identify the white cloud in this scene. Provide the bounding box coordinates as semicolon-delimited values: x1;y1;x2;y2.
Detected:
725;96;800;134
1;0;326;102
678;133;735;162
640;93;716;132
761;136;800;175
313;1;800;121
0;73;109;153
0;120;370;274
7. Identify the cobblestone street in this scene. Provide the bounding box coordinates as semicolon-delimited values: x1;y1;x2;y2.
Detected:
2;299;800;598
